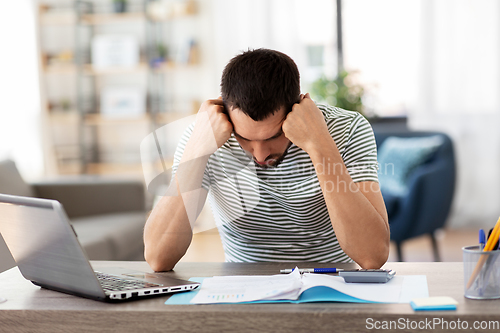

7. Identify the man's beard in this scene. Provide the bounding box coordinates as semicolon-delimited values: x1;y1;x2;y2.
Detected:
253;142;292;169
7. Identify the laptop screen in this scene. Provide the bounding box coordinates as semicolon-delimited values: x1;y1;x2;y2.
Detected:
0;195;105;298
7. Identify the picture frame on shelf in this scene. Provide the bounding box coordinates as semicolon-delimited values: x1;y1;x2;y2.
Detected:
100;86;145;118
91;35;139;70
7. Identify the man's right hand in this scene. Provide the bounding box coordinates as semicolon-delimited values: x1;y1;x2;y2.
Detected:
188;98;233;157
145;99;230;272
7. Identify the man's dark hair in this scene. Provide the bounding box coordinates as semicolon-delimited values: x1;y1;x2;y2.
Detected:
221;48;300;121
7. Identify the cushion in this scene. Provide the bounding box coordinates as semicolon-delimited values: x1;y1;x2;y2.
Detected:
71;212;146;260
0;159;35;197
377;136;444;196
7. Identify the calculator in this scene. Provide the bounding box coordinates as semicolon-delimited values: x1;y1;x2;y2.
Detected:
339;269;396;283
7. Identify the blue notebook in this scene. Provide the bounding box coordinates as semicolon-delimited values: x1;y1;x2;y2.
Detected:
165;275;428;305
166;277;375;305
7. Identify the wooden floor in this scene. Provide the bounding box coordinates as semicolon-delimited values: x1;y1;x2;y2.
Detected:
180;228;479;263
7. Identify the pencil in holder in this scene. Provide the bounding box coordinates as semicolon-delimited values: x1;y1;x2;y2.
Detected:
463;245;500;299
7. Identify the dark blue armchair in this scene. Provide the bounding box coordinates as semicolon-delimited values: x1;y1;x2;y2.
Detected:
373;130;456;261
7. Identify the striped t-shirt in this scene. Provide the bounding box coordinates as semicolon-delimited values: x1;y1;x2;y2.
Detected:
172;104;379;263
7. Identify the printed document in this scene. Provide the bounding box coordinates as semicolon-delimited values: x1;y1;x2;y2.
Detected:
189;269;428;304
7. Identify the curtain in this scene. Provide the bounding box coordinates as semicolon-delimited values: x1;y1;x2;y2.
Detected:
411;0;500;228
0;0;44;180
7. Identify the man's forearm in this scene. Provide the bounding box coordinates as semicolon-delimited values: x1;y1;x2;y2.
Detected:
144;98;232;271
144;147;210;272
309;140;390;269
144;189;194;272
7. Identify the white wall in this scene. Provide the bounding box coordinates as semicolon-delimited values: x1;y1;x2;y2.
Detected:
0;236;15;273
0;0;44;180
0;0;40;272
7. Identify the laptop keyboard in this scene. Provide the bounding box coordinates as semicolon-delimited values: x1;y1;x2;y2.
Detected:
95;271;161;292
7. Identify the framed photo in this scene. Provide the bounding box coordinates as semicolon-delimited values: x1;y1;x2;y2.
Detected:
92;35;139;70
100;86;145;117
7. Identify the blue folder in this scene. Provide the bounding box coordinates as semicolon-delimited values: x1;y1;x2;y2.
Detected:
165;277;375;305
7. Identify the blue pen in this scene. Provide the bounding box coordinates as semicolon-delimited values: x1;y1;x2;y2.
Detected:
480;231;500;293
280;268;344;274
479;229;486;250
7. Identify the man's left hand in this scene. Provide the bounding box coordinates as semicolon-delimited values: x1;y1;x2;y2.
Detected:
282;93;332;155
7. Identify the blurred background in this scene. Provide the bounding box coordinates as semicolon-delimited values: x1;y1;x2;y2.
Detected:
1;0;499;272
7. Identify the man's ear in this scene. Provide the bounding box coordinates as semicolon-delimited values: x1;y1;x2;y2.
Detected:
219;97;228;114
223;103;233;124
296;94;303;104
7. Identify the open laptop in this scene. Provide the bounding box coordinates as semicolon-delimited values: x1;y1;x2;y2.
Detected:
0;194;199;302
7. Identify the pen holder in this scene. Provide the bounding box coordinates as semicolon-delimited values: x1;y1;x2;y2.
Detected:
463;245;500;299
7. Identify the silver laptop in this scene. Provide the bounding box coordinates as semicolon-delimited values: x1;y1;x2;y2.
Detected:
0;194;199;302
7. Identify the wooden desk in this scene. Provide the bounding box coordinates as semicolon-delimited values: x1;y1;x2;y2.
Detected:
0;261;499;332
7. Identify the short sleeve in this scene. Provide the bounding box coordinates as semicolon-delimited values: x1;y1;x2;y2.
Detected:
340;114;379;183
171;123;211;191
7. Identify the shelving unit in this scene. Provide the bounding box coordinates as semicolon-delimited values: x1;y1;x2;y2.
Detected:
38;0;200;176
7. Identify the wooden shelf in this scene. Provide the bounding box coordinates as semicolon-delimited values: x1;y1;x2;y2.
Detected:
38;1;202;177
40;11;197;26
83;63;150;76
43;63;76;74
42;63;148;75
80;12;147;25
78;4;198;25
39;11;76;26
153;62;200;72
84;114;151;125
154;111;196;124
48;112;196;125
48;110;79;121
43;62;200;75
86;162;145;175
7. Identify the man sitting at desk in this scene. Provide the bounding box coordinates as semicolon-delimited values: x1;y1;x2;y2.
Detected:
144;49;389;271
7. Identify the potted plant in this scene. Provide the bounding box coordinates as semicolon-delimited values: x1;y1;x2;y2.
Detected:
310;70;365;116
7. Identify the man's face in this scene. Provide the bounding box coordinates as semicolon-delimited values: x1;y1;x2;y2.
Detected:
228;107;291;168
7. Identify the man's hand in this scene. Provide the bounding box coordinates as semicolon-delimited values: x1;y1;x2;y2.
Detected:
282;93;332;155
145;98;231;272
188;98;233;157
284;94;389;269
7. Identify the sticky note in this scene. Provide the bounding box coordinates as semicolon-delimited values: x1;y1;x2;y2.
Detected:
410;296;458;311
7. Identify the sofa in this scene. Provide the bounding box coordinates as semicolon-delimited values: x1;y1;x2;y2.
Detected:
0;159;148;266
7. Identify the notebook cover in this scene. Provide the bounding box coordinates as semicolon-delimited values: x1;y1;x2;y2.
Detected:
165;277;373;305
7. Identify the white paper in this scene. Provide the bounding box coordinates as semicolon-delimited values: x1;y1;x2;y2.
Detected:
190;271;428;304
190;269;302;304
398;275;429;302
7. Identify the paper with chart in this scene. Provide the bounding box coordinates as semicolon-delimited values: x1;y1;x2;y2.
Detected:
189;269;428;304
190;268;302;304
